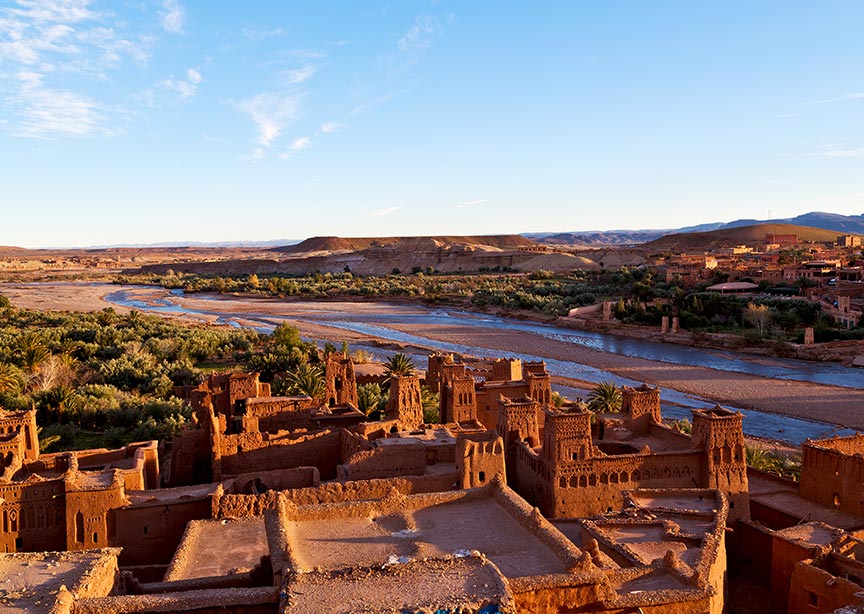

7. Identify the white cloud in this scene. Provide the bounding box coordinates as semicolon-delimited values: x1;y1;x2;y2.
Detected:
369;206;401;217
0;0;150;137
456;199;487;209
809;92;864;105
154;67;202;101
232;92;304;154
319;121;343;134
815;147;864;158
241;26;284;41
159;0;185;34
398;14;442;54
290;136;311;151
279;64;316;85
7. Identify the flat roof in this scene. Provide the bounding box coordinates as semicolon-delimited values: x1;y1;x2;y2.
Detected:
284;555;512;614
164;517;267;581
0;550;118;614
282;485;580;580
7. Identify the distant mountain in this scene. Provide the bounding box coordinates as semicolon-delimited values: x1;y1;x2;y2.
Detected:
643;223;848;251
83;239;301;249
527;211;864;246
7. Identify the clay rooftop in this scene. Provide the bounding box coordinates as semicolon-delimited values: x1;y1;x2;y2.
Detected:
774;522;845;547
277;480;582;580
749;474;864;530
165;517;268;581
283;554;513;614
0;549;118;614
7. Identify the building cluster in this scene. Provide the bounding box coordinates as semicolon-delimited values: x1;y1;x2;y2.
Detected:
0;353;862;613
650;232;864;327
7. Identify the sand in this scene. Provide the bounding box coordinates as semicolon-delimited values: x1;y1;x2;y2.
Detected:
3;281;863;431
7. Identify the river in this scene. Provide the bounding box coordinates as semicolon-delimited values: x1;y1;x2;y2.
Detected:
101;286;861;446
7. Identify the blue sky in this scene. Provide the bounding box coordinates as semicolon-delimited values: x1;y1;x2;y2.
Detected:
1;1;863;248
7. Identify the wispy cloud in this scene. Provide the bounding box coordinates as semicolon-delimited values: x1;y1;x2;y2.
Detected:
814;144;864;158
241;26;284;42
14;74;109;138
159;0;185;34
279;64;316;85
350;88;411;116
397;14;443;54
156;67;202;101
232;92;305;159
456;199;487;209
808;92;864;106
369;206;401;217
0;0;151;138
290;136;311;150
318;121;343;134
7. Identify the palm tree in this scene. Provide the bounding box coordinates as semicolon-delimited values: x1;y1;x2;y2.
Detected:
384;353;415;380
0;363;22;393
421;386;440;424
357;383;386;420
285;363;325;399
18;332;51;375
587;381;622;413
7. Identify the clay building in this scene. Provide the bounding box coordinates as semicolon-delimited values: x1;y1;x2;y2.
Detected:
431;354;553;430
52;480;729;614
498;384;750;522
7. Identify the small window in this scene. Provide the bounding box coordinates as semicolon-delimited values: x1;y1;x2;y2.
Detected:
93;532;98;544
807;591;818;607
14;537;22;550
478;471;486;483
143;525;148;535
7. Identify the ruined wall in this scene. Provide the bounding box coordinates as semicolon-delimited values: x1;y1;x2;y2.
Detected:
213;472;459;518
788;560;864;614
227;466;320;493
113;497;212;566
339;442;427;481
0;409;38;461
324;352;358;408
456;433;506;489
218;429;343;480
800;435;864;518
386;374;424;431
242;397;316;433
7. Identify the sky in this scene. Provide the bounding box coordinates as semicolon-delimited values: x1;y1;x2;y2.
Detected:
1;1;864;248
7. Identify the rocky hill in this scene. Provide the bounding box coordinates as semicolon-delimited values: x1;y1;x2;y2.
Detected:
642;223;851;251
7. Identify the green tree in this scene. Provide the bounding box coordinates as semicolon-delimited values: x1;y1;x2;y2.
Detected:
384;353;416;379
421;386;440;423
0;363;23;393
18;332;51;375
285;363;325;398
357;383;387;419
587;381;622;413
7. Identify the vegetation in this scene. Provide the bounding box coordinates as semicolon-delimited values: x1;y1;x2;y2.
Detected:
745;445;801;481
0;304;262;452
118;268;863;343
587;381;623;413
384;352;416;379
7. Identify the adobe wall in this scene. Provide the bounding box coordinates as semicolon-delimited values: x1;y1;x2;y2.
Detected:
456;432;506;489
547;451;705;518
733;521;774;586
800;435;864;517
0;432;25;480
227;466;320;493
788;560;864;614
770;533;826;613
213;472;459;518
324;352;358;408
242;397;316;433
167;428;211;486
647;422;693;448
339;442;428;481
65;477;127;552
113;497;212;566
0;479;66;552
218;429;343;480
0;409;39;461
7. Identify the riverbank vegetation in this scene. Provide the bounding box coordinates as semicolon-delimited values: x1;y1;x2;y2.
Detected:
116;269;863;344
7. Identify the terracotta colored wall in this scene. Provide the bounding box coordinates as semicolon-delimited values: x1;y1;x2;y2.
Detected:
788;560;864;614
341;443;427;480
800;440;864;518
113;498;212;565
0;479;66;552
220;429;342;480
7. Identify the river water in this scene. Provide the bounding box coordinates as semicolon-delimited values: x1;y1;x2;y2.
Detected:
103;287;861;445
